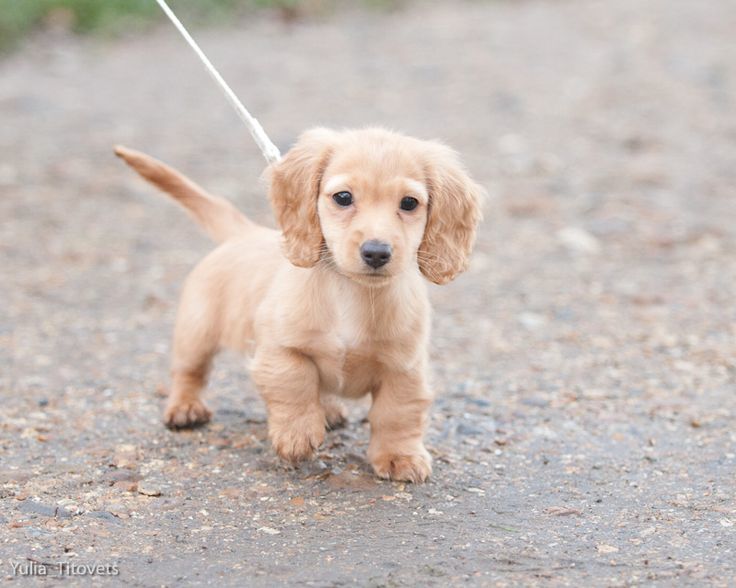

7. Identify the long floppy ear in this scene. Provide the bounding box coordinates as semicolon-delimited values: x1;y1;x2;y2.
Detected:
268;128;337;267
419;142;484;285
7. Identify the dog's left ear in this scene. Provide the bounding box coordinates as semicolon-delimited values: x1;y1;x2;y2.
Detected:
268;128;338;267
418;142;484;285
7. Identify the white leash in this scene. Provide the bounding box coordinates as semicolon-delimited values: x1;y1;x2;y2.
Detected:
155;0;282;165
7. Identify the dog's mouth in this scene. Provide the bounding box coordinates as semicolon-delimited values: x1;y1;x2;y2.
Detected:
346;269;394;287
320;247;395;285
363;269;389;277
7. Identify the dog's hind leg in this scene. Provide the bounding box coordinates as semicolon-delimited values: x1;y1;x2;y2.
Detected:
165;357;214;429
321;395;348;430
164;284;219;429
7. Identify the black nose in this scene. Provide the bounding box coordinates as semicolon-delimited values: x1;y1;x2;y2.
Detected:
360;240;392;269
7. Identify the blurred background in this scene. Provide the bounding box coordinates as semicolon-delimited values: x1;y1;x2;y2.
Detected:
0;0;399;51
1;0;735;584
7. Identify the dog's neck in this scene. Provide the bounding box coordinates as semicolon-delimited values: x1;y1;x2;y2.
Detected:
311;261;428;339
317;260;423;299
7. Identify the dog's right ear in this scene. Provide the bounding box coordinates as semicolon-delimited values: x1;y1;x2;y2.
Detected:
268;128;338;268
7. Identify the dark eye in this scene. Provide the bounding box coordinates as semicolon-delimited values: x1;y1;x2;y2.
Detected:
332;191;353;207
400;196;419;211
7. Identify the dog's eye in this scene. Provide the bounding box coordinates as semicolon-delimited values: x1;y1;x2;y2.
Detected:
400;196;419;211
332;191;353;207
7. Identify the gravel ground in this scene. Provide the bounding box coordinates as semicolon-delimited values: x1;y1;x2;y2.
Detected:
1;0;735;585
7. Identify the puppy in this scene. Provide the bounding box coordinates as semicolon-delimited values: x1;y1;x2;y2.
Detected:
115;127;483;482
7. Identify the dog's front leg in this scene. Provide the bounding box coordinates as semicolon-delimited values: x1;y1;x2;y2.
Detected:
367;369;433;483
251;347;326;463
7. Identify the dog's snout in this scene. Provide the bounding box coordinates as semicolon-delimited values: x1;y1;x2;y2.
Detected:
360;240;392;269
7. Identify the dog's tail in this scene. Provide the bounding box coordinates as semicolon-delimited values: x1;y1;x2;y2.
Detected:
114;146;254;243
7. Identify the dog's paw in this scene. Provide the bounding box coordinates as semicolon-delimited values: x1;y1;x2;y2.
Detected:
164;399;212;429
370;447;432;483
269;411;325;463
322;398;348;430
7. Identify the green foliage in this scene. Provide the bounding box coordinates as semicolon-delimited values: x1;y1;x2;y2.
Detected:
0;0;322;52
1;0;150;45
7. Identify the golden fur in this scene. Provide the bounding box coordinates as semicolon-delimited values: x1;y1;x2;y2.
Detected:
115;127;483;482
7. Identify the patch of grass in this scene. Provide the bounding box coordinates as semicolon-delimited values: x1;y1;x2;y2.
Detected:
0;0;355;52
2;0;152;50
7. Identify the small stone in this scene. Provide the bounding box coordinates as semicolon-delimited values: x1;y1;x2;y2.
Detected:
114;480;138;493
86;511;120;523
57;499;80;515
137;482;162;497
257;526;280;535
518;312;547;330
19;501;57;517
557;227;601;254
107;504;130;519
456;423;484;436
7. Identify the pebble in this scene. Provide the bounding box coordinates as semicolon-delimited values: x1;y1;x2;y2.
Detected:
107;504;130;519
57;499;80;515
86;511;120;523
557;227;602;254
19;501;58;518
456;423;484;436
517;312;547;330
257;526;281;535
137;482;162;497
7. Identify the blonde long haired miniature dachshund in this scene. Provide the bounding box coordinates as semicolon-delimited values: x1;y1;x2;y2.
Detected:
115;127;483;482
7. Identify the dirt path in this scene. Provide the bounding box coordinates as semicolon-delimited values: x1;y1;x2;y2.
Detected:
1;0;735;585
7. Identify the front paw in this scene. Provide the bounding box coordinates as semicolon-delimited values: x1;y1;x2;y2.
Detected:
269;411;325;463
369;445;432;483
164;398;212;429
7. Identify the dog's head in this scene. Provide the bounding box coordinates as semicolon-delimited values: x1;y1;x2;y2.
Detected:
269;128;483;286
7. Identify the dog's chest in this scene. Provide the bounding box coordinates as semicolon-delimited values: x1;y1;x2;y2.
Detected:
335;312;364;350
312;279;424;398
314;308;384;398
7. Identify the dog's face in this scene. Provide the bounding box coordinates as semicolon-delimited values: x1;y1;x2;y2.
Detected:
316;140;430;286
269;128;483;286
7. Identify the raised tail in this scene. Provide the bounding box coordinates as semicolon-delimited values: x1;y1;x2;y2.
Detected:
114;145;253;243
